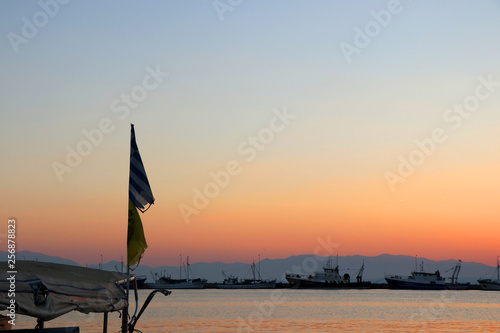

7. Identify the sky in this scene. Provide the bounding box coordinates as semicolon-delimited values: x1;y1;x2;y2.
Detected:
1;0;500;268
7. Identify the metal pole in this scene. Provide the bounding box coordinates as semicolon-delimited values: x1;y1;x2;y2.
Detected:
122;265;130;333
103;312;108;333
123;125;132;333
128;289;171;332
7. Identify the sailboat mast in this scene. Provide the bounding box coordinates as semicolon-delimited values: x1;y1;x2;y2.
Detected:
497;256;499;281
179;254;182;280
258;254;262;280
335;255;339;274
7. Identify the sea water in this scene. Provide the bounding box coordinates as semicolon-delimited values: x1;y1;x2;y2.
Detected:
14;289;500;332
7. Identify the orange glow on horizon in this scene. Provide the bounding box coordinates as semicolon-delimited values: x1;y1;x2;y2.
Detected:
10;145;500;268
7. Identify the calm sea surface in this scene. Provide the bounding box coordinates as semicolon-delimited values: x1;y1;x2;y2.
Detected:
15;289;500;332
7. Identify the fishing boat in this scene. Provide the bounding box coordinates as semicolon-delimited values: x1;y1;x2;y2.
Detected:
285;257;371;288
148;276;206;289
477;257;500;291
385;259;469;290
145;256;207;289
216;259;276;289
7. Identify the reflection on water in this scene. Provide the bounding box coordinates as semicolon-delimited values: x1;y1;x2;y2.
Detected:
14;289;500;332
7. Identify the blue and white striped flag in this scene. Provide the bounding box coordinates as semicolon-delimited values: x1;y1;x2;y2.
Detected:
128;124;154;268
129;124;155;212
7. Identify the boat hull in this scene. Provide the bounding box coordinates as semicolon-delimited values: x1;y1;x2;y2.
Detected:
286;276;371;289
477;279;500;291
144;281;206;289
385;278;469;290
216;281;276;289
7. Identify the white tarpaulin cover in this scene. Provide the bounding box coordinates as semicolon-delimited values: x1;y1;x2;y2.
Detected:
0;261;128;321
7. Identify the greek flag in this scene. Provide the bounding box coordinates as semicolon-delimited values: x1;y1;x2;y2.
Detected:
128;124;154;268
129;124;155;212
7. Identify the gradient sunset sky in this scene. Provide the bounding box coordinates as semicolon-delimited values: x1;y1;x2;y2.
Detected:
1;1;500;267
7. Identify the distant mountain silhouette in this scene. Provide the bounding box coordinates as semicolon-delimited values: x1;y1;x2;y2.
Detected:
0;250;80;266
2;251;494;284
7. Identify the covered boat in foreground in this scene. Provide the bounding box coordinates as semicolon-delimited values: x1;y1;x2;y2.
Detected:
0;260;169;332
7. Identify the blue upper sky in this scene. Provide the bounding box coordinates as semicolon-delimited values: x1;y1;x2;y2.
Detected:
2;0;500;193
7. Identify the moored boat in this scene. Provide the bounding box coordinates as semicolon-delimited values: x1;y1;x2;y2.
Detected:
0;261;169;332
146;276;206;289
145;255;207;289
385;259;469;290
285;257;371;288
477;257;500;291
216;260;276;289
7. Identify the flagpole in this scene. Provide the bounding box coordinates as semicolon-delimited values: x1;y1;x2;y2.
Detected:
123;123;154;333
122;124;133;333
122;265;130;333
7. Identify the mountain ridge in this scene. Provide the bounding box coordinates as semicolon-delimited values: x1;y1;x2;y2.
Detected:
1;251;495;284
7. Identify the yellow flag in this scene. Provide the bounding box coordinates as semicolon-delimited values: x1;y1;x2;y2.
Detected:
127;199;148;268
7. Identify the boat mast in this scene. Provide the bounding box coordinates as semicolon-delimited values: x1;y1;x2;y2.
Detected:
497;256;499;281
258;254;262;280
186;256;190;281
179;254;182;280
